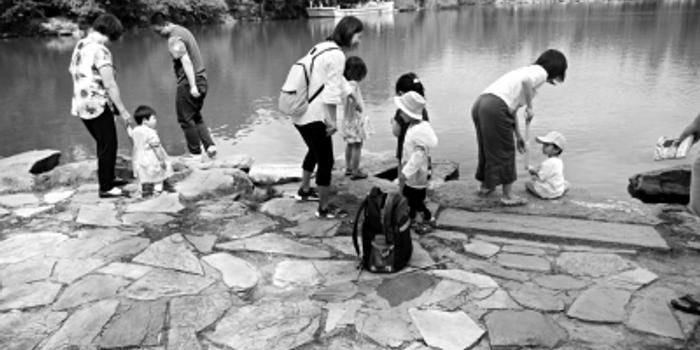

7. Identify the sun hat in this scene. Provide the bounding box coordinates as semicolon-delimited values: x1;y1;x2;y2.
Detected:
536;131;566;150
394;91;425;121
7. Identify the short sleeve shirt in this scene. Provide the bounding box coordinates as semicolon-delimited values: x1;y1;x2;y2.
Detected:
483;65;548;112
69;32;114;119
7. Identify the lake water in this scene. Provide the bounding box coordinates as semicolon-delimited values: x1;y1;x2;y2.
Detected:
1;1;699;200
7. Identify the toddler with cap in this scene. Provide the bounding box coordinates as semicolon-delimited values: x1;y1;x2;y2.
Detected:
394;91;439;233
526;131;569;199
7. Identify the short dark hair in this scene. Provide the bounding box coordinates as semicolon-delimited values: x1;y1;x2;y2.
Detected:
327;16;363;48
343;56;367;82
92;13;124;41
134;105;157;125
534;49;567;82
150;12;168;27
395;72;425;97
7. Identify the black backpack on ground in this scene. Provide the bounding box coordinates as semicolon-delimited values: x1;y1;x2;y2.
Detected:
352;187;413;273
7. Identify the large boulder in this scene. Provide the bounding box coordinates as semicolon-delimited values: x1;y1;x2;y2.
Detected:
628;165;690;204
177;169;253;201
35;160;97;191
0;150;61;193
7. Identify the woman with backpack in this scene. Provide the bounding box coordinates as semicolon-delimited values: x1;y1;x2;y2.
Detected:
292;16;364;219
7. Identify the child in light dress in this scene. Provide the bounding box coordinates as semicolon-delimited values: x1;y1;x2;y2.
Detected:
342;56;371;180
395;91;438;233
128;105;175;198
526;131;569;199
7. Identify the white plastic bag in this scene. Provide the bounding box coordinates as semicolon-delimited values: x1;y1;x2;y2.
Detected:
654;136;692;161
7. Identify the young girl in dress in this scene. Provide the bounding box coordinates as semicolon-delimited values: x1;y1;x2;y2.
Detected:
342;56;370;180
128;105;175;197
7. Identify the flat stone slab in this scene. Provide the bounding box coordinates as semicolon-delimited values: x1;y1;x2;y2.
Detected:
324;299;362;332
98;262;153;280
0;258;56;286
15;205;53;218
603;268;658;291
122;212;175;226
286;218;340;237
322;237;357;256
485;310;567;348
476;264;531;282
125;193;184;213
496;253;551;272
93;237;150;262
260;197;317;222
509;285;565;312
556;252;633;278
439;209;669;250
0;193;41;208
40;299;119;350
76;203;121;227
122;269;215;300
133;234;203;275
0;232;67;264
51;258;106;283
217;233;331;258
0;281;63;311
202;253;260;291
97;300;167;348
176;169;234;200
567;287;632;323
170;284;234;331
185;234;217;253
198;198;247;220
206;299;321;350
356;308;419;347
475;289;522;310
169;327;202;350
533;274;590;291
409;308;485;350
273;260;321;287
377;272;436;307
502;245;547;256
53;274;130;310
221;212;277;239
0;310;68;350
463;240;500;258
431;269;499;289
411;240;435;268
44;189;75;204
627;288;684;339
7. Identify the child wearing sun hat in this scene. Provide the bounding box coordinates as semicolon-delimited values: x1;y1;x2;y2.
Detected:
393;91;439;233
526;131;569;199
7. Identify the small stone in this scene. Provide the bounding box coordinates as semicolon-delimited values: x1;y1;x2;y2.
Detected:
201;253;260;291
97;300;167;348
0;282;63;311
168;327;202;350
287;218;340;237
0;193;40;208
220;212;277;239
0;258;55;286
409;308;485;350
485;310;567;348
40;299;119;350
125;193;184;213
97;262;153;280
0;232;67;264
627;288;684;339
52;274;130;310
496;253;551;272
463;240;500;258
566;287;632;323
14;205;53;218
133;234;203;274
509;285;565;312
557;252;632;278
206;299;321;350
76;203;121;226
185;234;217;254
0;310;68;350
431;269;499;289
533;274;589;290
502;245;547;256
216;233;331;258
476;289;521;310
51;258;106;283
123;269;215;300
44;189;75;204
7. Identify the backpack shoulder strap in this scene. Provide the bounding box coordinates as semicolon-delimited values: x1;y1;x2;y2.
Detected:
352;198;368;258
306;44;341;102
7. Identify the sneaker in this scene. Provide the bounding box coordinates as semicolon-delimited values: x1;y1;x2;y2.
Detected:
344;169;352;176
295;187;320;201
162;180;177;193
350;171;368;180
182;153;203;162
99;187;126;198
316;205;348;219
206;145;217;159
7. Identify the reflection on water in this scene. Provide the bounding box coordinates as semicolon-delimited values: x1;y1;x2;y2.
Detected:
1;2;700;199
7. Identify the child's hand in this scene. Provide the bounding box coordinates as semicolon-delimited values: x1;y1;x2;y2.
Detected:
160;161;167;170
516;138;527;154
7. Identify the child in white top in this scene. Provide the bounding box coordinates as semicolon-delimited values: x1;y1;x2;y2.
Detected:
395;91;439;233
128;105;175;198
342;56;370;180
526;131;569;199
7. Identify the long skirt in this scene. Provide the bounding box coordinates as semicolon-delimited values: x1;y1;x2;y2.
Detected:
689;151;700;216
471;93;517;189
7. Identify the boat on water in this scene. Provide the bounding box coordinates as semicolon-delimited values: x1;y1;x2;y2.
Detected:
306;1;395;18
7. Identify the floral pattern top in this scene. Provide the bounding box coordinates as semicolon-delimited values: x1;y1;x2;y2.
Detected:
69;32;114;120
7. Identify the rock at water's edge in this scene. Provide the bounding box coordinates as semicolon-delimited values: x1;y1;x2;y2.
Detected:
628;165;689;204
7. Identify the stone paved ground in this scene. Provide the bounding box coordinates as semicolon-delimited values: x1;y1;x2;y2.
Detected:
1;153;700;350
